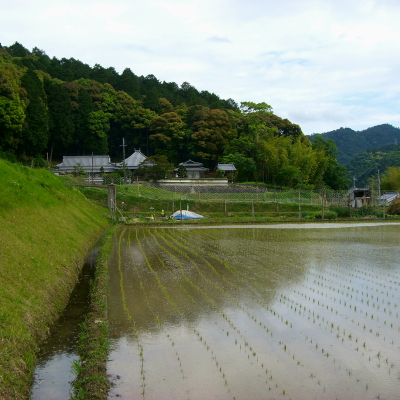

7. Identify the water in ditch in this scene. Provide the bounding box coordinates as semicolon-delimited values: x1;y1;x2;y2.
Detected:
107;223;400;400
30;247;98;399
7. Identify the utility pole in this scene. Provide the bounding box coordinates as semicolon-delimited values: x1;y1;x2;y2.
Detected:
378;169;381;200
353;176;357;189
121;138;127;184
378;169;383;219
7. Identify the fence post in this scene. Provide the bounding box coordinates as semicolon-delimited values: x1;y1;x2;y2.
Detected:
108;184;116;221
252;201;255;222
298;189;301;220
274;186;279;215
383;194;386;219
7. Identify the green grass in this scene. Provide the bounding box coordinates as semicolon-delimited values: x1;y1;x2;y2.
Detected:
79;184;393;223
79;186;322;217
0;160;110;400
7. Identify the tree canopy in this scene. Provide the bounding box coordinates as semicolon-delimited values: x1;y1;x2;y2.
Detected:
0;42;350;189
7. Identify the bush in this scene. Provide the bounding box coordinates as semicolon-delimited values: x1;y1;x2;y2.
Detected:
354;206;376;217
0;147;18;163
103;173;123;185
314;210;338;219
301;211;315;219
329;206;351;218
387;199;400;215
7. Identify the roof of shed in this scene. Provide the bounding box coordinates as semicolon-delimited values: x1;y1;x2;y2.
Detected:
217;163;237;171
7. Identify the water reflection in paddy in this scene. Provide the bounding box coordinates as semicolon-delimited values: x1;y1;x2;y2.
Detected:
107;224;400;400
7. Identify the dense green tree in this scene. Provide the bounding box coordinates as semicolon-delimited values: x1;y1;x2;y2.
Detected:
90;64;119;87
176;164;188;178
223;135;255;158
180;82;202;106
0;96;25;150
311;136;350;189
149;110;186;161
100;83;118;113
5;42;30;57
108;90;139;156
73;88;94;153
191;106;236;163
129;104;157;154
86;110;111;154
138;154;174;181
44;79;74;160
115;68;141;100
20;69;49;155
221;153;256;182
381;167;400;191
0;64;25;151
142;87;163;113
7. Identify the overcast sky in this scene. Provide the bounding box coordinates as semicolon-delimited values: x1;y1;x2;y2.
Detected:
2;0;400;135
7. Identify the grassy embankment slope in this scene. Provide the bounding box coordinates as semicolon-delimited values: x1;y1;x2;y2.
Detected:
0;160;110;399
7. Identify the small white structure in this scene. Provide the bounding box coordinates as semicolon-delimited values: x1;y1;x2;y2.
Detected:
170;210;204;220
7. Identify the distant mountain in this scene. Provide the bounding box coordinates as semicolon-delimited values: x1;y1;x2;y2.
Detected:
309;124;400;165
345;143;400;187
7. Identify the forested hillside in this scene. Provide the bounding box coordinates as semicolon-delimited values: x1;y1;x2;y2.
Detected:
309;124;400;165
345;144;400;187
0;42;348;189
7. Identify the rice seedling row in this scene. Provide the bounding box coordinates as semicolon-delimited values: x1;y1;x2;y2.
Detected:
107;225;400;400
144;228;309;398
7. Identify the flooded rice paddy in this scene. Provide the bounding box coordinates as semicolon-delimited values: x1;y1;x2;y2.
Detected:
107;223;400;400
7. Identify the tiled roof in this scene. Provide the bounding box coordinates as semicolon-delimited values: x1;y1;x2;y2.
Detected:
57;155;115;172
177;159;208;171
217;163;237;171
119;149;147;169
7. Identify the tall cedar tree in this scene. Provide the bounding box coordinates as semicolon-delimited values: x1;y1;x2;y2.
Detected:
20;69;49;156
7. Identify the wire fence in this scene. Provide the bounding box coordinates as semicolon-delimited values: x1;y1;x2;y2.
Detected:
118;182;398;208
61;173;398;209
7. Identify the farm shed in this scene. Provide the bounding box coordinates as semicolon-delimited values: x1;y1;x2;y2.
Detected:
377;192;398;205
349;188;370;208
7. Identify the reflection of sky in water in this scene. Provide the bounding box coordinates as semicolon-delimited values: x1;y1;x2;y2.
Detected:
31;248;98;398
31;353;77;400
108;224;400;400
